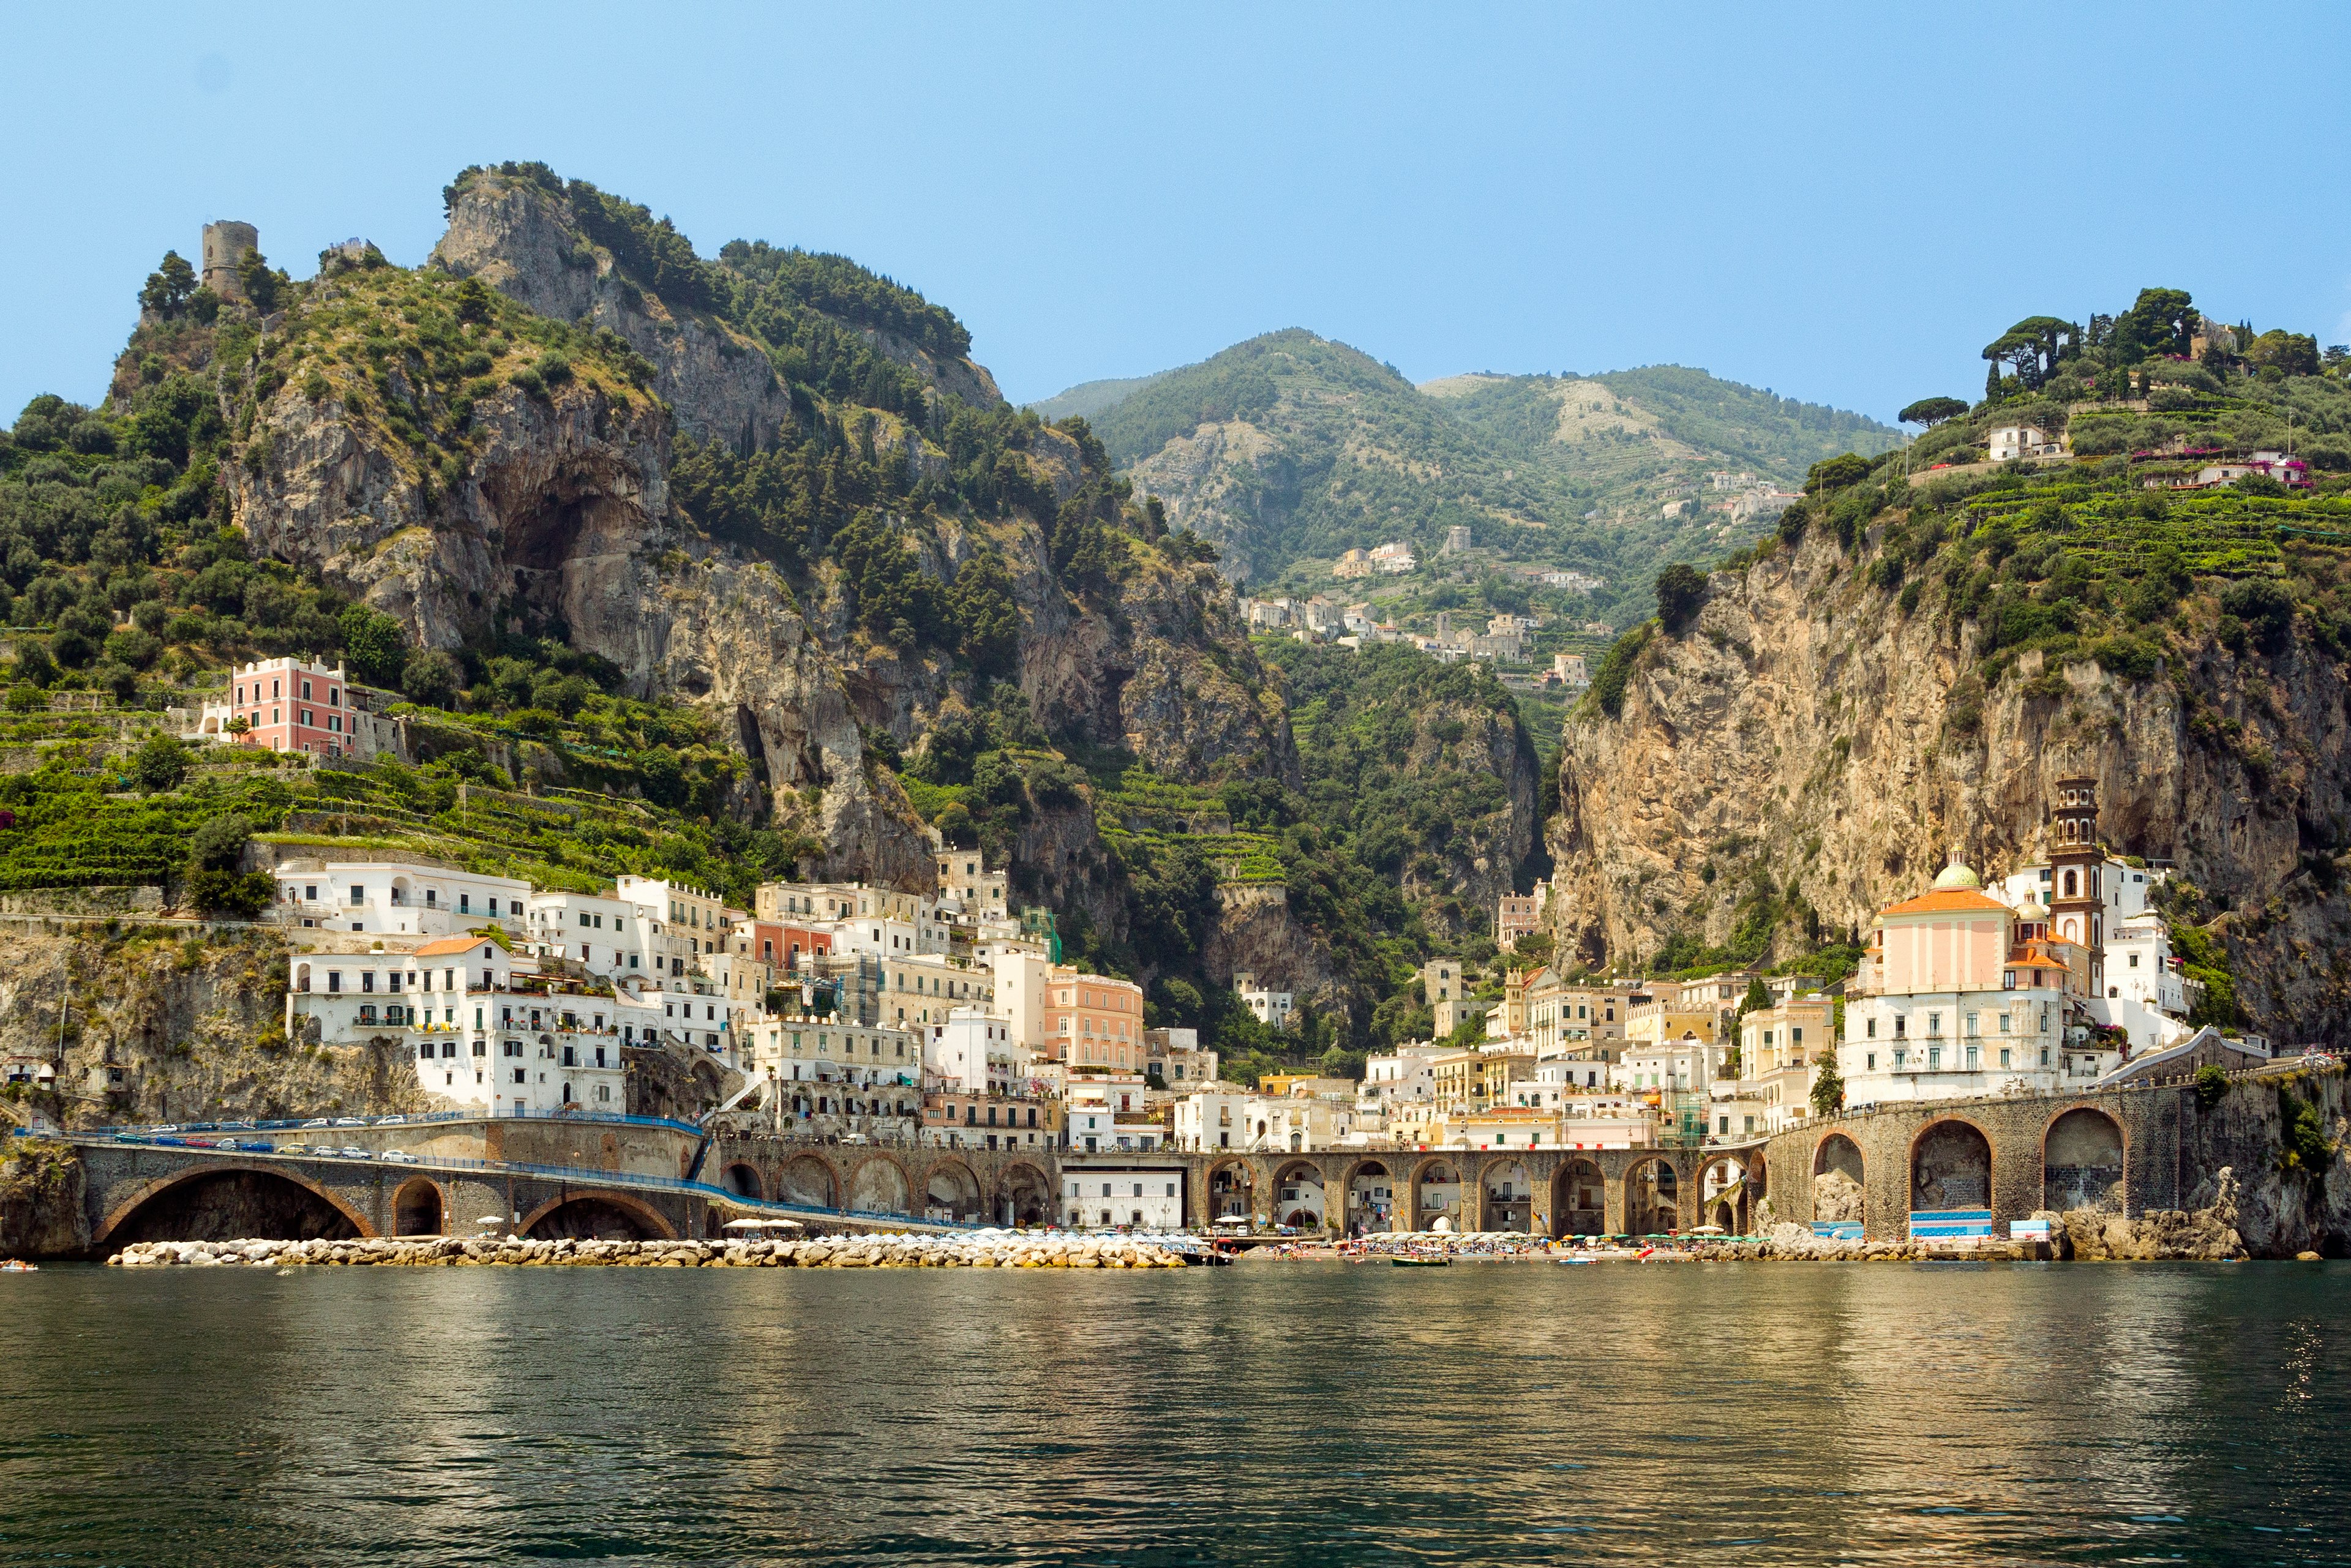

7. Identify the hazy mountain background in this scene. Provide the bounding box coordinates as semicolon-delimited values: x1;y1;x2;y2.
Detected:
1035;329;1899;610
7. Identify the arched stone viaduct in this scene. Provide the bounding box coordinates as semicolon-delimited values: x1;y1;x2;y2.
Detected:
702;1133;1061;1227
1119;1146;1728;1237
1758;1080;2187;1243
74;1141;702;1250
53;1080;2203;1252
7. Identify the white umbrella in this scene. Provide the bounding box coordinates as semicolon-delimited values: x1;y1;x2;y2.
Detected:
1214;1215;1253;1226
474;1216;505;1226
722;1218;767;1229
1689;1225;1728;1235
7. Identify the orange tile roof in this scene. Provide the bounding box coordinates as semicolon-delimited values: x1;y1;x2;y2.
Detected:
1878;888;2012;918
414;935;499;957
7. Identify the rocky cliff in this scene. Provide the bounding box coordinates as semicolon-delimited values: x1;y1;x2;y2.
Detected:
1547;513;2351;1040
431;173;803;451
226;175;1294;893
0;923;428;1130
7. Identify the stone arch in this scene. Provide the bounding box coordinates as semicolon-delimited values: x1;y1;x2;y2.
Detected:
1484;1161;1533;1232
1343;1159;1397;1236
1910;1117;1994;1218
2043;1107;2125;1214
847;1152;912;1216
719;1162;764;1200
998;1162;1052;1227
1272;1160;1328;1230
1207;1158;1258;1223
520;1191;675;1241
774;1153;840;1209
393;1177;445;1237
1812;1133;1865;1227
1624;1157;1680;1236
1699;1155;1744;1235
1553;1158;1605;1236
96;1164;373;1249
924;1158;983;1223
1411;1158;1464;1231
689;1057;724;1111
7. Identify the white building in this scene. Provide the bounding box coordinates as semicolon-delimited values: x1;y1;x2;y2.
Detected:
615;876;733;972
1174;1086;1256;1151
288;937;626;1116
1063;1169;1186;1230
272;858;531;937
925;1008;1019;1094
1839;861;2108;1107
1359;1046;1440;1116
1234;970;1295;1029
1990;424;2063;461
2101;912;2195;1052
523;888;660;978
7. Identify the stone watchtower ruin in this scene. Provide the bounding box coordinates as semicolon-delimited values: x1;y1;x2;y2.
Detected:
201;220;258;301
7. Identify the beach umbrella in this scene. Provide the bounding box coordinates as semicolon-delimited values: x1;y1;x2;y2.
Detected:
1689;1225;1728;1235
722;1218;767;1229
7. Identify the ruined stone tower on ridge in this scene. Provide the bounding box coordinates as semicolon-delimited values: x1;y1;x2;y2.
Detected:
201;220;258;301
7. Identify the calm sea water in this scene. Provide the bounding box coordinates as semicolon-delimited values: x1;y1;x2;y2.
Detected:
2;1260;2345;1565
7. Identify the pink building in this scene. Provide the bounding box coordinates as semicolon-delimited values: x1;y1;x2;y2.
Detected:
194;656;387;759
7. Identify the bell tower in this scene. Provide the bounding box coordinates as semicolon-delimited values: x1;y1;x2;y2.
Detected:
2048;776;2103;992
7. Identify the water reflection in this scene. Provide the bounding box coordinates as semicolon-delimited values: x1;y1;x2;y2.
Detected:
1;1261;2345;1563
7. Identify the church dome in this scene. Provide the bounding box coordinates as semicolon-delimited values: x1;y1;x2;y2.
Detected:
2017;894;2049;921
1931;860;1982;891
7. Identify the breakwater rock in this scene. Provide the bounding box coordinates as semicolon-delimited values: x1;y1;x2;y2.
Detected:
107;1232;1196;1269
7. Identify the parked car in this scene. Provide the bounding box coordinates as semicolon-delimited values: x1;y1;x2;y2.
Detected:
331;1117;366;1127
301;1118;331;1128
277;1144;310;1155
374;1115;407;1125
149;1124;181;1134
155;1137;187;1147
219;1120;255;1130
338;1146;371;1158
380;1149;419;1164
238;1141;274;1153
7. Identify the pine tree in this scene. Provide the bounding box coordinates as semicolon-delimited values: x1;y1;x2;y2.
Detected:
1809;1048;1845;1117
138;252;198;318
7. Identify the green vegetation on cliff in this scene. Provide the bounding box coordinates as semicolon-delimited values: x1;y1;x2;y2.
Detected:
1578;283;2351;991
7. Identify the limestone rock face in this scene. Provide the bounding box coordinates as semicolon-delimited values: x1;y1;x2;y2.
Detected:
1548;524;2351;1041
431;175;797;452
227;175;1310;917
1203;888;1358;1013
1122;419;1284;583
235;371;928;885
0;1142;87;1257
0;928;430;1130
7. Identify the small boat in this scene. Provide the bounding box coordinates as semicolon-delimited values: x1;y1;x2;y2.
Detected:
1555;1255;1594;1265
0;1260;37;1273
1392;1255;1449;1267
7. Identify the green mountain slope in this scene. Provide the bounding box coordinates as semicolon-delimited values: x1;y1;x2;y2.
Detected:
1083;329;1897;613
1026;372;1171;423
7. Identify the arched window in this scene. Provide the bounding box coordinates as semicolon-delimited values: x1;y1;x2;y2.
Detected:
2064;869;2079;897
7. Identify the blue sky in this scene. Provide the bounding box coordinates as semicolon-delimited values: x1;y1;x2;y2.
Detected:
6;3;2349;424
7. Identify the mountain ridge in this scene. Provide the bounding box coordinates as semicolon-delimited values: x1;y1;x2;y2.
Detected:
1062;329;1898;604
